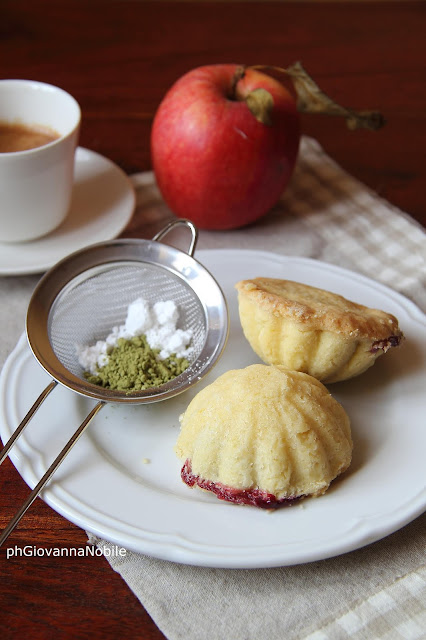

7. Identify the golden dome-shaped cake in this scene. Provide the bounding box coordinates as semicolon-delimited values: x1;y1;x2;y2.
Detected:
175;364;352;508
235;278;403;383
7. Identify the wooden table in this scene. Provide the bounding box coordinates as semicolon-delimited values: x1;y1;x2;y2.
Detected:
1;2;425;638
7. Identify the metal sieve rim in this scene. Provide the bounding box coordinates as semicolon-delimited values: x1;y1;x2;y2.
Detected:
25;224;229;404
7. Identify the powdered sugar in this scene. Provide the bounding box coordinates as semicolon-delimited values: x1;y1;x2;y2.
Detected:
77;298;193;375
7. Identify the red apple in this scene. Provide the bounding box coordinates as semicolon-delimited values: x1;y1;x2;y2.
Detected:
151;64;300;230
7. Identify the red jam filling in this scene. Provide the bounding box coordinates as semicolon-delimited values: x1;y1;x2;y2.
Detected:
181;459;303;509
370;334;401;353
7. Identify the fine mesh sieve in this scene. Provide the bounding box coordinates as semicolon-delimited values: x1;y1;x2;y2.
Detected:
48;261;207;385
0;219;228;545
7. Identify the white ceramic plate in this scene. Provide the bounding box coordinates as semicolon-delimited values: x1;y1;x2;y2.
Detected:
1;251;425;568
0;147;135;276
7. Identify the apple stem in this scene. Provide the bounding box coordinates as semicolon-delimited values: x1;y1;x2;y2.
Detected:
233;65;277;126
250;62;385;130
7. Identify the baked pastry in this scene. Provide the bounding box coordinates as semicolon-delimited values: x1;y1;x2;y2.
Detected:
235;278;403;383
175;364;352;508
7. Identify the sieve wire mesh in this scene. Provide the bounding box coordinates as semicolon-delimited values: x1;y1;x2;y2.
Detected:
47;261;207;381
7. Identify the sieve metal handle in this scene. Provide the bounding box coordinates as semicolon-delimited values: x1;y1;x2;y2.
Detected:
152;219;198;257
0;380;58;466
0;400;105;547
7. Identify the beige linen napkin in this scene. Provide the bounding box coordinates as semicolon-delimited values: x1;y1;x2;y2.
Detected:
88;137;426;640
0;137;424;639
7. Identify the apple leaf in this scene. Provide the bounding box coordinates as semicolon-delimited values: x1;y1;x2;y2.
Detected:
250;62;385;131
286;62;385;130
245;88;274;126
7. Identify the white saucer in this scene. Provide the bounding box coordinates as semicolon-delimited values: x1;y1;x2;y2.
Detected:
0;147;136;276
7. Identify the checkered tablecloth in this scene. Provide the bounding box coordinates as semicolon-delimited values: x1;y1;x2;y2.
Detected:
88;137;426;640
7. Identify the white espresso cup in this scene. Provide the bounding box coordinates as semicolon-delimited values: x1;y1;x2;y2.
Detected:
0;80;81;243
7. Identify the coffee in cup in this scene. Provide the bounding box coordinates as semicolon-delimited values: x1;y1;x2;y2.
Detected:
0;121;61;153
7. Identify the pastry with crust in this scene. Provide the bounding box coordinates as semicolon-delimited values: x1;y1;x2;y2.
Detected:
235;278;403;383
175;364;352;508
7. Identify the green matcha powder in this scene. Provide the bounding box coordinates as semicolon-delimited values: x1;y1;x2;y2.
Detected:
85;335;189;392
